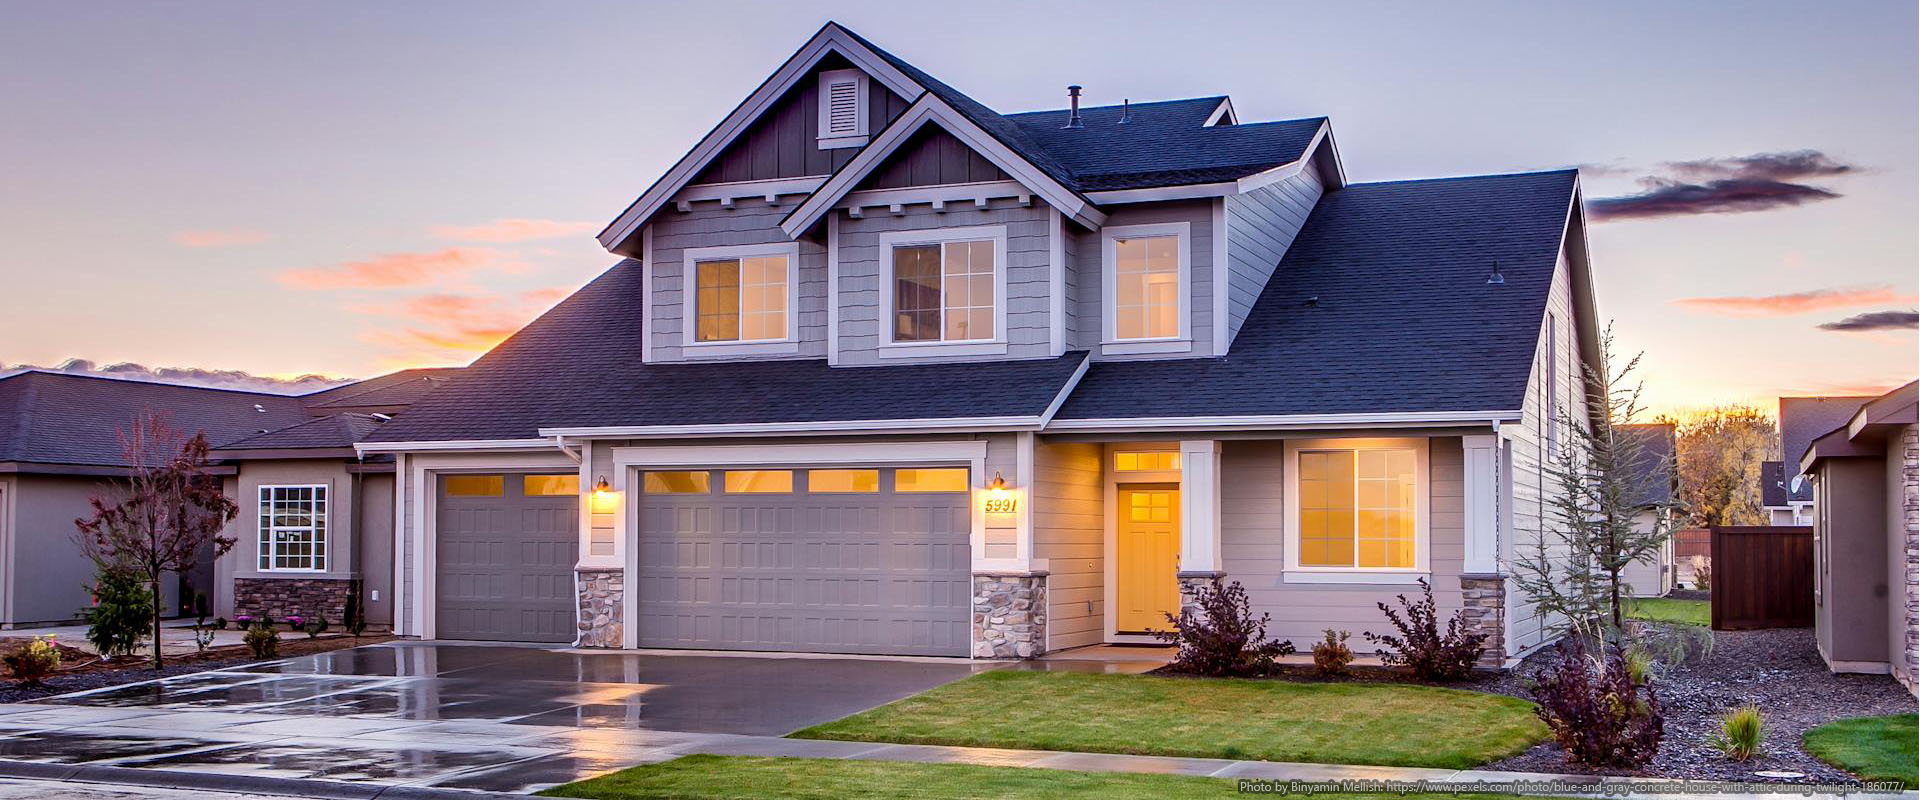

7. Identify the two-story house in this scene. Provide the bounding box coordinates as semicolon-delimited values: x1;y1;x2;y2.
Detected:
358;22;1601;666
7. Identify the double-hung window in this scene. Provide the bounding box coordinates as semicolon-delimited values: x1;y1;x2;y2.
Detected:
682;243;798;354
258;485;327;572
879;226;1006;355
1102;222;1190;349
1286;439;1428;579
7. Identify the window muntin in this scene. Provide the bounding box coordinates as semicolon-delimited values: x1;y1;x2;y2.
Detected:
724;470;793;493
895;468;968;493
695;254;788;343
443;475;503;497
523;475;579;496
258;485;327;572
891;239;995;343
809;469;879;493
643;471;709;494
1112;236;1180;340
1297;448;1418;569
1114;451;1181;472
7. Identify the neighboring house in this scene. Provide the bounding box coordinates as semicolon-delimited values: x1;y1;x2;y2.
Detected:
1758;460;1801;526
356;21;1602;666
1617;422;1676;597
1777;395;1875;527
1798;381;1918;695
0;368;455;629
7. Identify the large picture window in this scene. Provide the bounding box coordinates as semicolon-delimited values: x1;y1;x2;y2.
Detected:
258;485;327;572
1287;440;1426;576
880;226;1005;353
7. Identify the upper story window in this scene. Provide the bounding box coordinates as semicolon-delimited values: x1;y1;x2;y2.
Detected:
817;69;869;149
878;225;1007;357
1285;438;1429;578
1102;222;1190;350
681;242;799;355
258;485;327;572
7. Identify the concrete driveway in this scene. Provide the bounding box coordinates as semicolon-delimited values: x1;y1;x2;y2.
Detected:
0;643;986;793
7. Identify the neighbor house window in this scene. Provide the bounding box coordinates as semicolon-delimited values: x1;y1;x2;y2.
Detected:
1102;222;1189;345
682;243;798;351
881;227;1005;347
258;485;327;572
1289;441;1425;572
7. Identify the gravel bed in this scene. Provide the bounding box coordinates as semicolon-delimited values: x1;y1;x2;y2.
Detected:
1485;625;1914;782
0;635;391;704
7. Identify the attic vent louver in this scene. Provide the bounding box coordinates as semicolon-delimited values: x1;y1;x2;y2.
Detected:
1063;85;1084;129
816;69;869;149
826;81;858;134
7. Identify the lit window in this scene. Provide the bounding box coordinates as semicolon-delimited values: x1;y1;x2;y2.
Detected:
895;468;968;493
1298;448;1418;569
443;475;503;497
696;254;788;342
724;470;793;493
523;475;579;496
643;471;709;494
892;239;995;342
1113;236;1180;339
1114;451;1181;471
258;485;327;572
809;469;879;493
1127;490;1173;522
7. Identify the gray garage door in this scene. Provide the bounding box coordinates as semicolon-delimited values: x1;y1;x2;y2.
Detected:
436;473;578;643
636;467;971;656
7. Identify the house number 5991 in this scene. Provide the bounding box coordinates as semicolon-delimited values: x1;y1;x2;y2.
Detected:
983;496;1017;513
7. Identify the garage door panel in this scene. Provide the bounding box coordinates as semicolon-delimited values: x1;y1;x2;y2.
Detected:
435;475;578;643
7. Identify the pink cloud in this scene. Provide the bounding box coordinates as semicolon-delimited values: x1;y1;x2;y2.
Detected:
172;228;269;248
353;286;575;361
279;247;521;290
1670;285;1917;317
429;218;598;243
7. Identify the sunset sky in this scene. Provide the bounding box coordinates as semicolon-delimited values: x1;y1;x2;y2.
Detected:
2;1;1914;416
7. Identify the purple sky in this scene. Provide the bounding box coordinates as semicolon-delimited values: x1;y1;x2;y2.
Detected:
2;1;1914;415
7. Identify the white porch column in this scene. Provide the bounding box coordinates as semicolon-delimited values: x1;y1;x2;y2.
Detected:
1462;434;1501;575
1178;440;1224;575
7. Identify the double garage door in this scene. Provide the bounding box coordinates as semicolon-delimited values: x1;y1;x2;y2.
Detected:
435;467;972;655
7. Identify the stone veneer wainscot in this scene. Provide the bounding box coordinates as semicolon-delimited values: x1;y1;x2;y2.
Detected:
1458;575;1507;668
233;577;350;623
576;568;624;648
973;573;1046;658
1897;424;1917;694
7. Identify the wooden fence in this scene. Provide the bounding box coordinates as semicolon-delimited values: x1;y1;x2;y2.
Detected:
1709;525;1813;630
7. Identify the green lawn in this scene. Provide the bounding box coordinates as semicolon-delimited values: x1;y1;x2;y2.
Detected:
1802;714;1918;788
1626;597;1710;627
537;755;1548;800
789;670;1547;770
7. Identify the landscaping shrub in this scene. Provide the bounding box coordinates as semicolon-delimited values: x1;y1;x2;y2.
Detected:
1528;636;1663;769
1364;578;1487;681
345;578;367;636
1311;629;1353;677
82;569;152;659
243;621;280;659
303;614;329;639
1690;556;1712;591
1711;705;1764;761
1154;580;1295;676
3;635;62;684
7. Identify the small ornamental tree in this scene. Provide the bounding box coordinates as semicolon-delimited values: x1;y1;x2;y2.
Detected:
73;413;239;668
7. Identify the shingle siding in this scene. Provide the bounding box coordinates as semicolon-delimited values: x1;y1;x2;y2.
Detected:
1068;199;1217;359
645;200;829;362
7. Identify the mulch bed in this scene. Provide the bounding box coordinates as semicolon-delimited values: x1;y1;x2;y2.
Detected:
0;633;392;704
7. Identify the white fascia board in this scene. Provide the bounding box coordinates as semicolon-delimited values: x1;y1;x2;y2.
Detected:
540;415;1045;439
354;438;561;454
782;96;1105;238
1235;120;1332;194
1084;183;1238;204
1044;410;1523;432
1204;98;1237;127
598;24;923;252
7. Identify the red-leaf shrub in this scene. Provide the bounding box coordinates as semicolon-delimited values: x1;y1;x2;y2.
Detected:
1363;578;1487;681
1528;636;1664;769
1154;580;1295;676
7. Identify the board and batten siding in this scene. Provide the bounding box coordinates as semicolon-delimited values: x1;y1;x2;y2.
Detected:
1505;244;1590;654
1218;437;1468;650
645;200;830;362
691;60;909;184
834;201;1053;366
1033;440;1104;651
860;128;1010;190
1223;166;1324;346
1067;199;1217;358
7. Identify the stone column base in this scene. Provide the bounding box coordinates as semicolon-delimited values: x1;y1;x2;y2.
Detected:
1175;571;1226;622
1459;574;1507;668
234;577;351;623
576;568;624;648
973;572;1047;659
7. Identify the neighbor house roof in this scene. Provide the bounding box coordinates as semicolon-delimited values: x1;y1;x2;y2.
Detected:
1800;381;1919;474
301;367;462;413
1618;422;1676;507
1054;170;1579;422
1759;460;1788;508
360;260;1091;443
1780;394;1875;498
0;371;312;471
213;413;387;455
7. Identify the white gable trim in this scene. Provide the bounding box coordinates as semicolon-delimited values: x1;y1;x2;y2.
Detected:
597;24;923;254
782;95;1107;238
1204;98;1237;127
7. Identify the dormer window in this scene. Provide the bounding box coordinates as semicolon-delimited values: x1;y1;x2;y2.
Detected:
817;69;869;149
1102;222;1191;349
681;242;800;356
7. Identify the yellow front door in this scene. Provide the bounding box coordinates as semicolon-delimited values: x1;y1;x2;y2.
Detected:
1116;484;1180;633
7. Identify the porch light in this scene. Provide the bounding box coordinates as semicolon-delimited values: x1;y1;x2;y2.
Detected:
989;472;1007;492
590;475;618;514
593;476;612;495
984;471;1016;513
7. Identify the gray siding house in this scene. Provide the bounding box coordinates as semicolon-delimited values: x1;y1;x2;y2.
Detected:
358;22;1603;666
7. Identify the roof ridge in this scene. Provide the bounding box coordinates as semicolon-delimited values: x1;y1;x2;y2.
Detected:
1347;168;1579;188
1005;95;1229;117
0;368;309;398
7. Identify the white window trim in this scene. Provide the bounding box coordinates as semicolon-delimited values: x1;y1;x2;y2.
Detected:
816;68;870;150
680;242;801;356
876;224;1009;358
257;483;329;574
1101;221;1191;353
1282;437;1431;583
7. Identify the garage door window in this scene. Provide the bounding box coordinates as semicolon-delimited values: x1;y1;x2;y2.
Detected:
258;485;327;572
643;471;710;493
809;469;879;493
444;475;503;496
724;470;793;493
895;468;969;493
522;475;579;496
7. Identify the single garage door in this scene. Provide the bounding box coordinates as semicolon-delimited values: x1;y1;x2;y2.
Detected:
436;473;579;642
636;466;972;656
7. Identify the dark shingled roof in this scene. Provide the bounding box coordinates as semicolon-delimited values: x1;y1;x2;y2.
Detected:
303;367;461;411
214;413;386;452
1779;395;1873;499
1007;100;1325;191
1759;460;1788;507
0;371;312;468
1618;423;1675;507
1056;170;1577;420
362;259;1090;443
